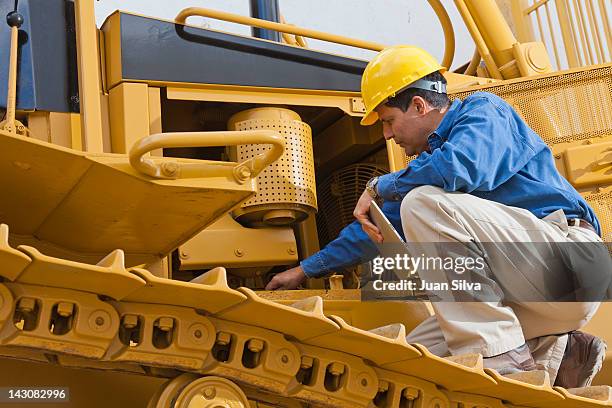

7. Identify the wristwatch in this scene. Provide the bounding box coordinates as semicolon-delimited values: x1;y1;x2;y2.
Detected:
366;176;381;201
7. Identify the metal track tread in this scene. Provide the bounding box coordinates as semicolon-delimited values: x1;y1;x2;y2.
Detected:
0;224;609;408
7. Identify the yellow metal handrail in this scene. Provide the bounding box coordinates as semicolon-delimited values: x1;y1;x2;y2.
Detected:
175;3;456;69
514;0;611;69
175;7;385;51
129;131;285;182
429;0;456;73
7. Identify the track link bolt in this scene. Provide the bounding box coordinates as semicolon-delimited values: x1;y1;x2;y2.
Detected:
156;317;174;332
402;387;419;400
122;314;139;329
216;332;231;346
202;386;216;400
234;249;244;257
300;356;314;369
17;297;35;313
247;338;264;353
328;362;345;376
57;302;74;317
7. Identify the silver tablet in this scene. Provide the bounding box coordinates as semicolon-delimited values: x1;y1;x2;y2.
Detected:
369;201;405;244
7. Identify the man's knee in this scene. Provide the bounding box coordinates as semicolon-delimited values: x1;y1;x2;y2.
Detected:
400;185;444;216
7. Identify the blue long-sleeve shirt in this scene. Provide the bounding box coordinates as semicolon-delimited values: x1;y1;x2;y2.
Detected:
301;91;600;278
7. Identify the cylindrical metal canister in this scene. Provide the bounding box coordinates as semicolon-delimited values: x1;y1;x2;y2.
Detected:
228;107;317;227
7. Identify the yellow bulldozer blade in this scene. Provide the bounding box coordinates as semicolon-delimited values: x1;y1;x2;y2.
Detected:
0;130;257;266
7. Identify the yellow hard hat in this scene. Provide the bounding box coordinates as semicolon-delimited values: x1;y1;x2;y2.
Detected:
360;45;446;126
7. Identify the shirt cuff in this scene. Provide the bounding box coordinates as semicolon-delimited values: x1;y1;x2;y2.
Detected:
377;172;402;201
300;253;330;278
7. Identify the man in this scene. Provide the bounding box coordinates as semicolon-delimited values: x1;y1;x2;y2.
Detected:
266;45;608;387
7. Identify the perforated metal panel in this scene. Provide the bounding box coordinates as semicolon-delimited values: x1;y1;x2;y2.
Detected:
229;108;317;226
452;65;612;146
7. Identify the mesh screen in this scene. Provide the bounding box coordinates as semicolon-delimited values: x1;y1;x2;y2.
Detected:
317;164;388;245
452;65;612;146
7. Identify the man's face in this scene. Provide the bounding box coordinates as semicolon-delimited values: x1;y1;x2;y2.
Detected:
376;99;431;156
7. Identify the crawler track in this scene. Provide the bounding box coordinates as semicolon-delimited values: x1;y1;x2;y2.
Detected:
0;224;609;407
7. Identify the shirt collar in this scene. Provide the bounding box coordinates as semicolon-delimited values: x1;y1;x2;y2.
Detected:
427;99;462;151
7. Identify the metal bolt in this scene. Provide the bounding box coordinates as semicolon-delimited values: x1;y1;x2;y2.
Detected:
122;314;139;329
194;329;202;339
554;154;561;159
95;316;105;326
287;248;296;255
281;354;289;364
18;298;36;313
156;317;174;332
235;166;252;181
56;302;74;317
402;387;419;400
216;332;231;346
328;362;345;376
247;338;264;353
179;250;189;260
161;161;179;177
361;378;368;387
300;356;314;369
234;249;244;257
202;387;216;400
378;380;389;392
585;139;592;145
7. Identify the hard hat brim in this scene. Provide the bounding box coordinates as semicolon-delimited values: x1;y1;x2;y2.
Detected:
360;111;378;126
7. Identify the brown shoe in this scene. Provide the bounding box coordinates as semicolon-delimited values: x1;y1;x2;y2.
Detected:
483;343;537;376
554;331;607;389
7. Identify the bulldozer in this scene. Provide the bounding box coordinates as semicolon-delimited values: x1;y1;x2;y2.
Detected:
0;0;610;406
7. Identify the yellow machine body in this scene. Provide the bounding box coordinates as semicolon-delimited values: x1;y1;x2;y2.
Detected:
0;0;610;407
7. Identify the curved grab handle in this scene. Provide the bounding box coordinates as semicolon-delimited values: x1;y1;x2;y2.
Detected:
175;7;385;51
176;4;456;69
129;130;285;183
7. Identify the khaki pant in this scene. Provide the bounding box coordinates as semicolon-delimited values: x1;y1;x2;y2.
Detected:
400;186;602;381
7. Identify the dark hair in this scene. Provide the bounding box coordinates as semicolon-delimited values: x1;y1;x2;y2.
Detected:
384;71;450;111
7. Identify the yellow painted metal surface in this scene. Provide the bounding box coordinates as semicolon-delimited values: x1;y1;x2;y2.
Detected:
0;227;609;406
0;129;264;266
109;82;151;153
1;2;611;407
564;141;612;187
74;0;104;152
179;215;298;269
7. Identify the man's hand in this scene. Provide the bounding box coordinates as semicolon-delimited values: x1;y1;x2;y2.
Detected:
265;265;307;290
354;189;383;243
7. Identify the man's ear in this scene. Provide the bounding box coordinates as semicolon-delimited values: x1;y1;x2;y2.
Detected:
412;96;427;115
